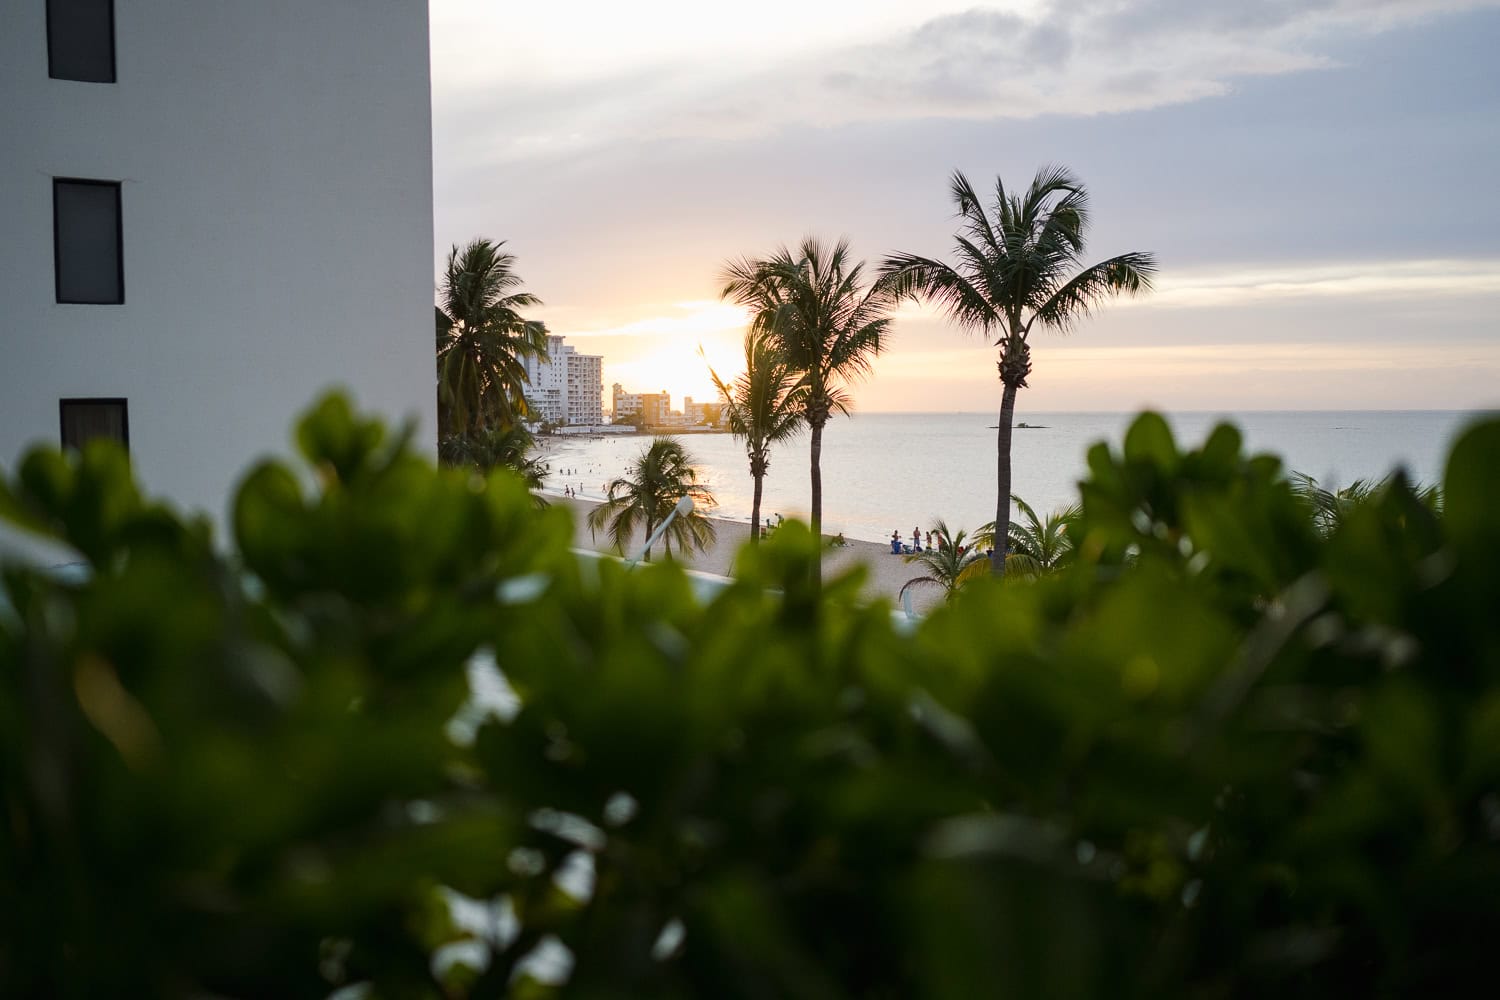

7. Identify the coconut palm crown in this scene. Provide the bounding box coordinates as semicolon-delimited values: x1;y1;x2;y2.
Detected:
436;239;549;437
979;495;1080;579
1289;471;1443;537
721;237;895;571
438;424;551;508
879;167;1155;577
587;437;717;562
707;332;804;546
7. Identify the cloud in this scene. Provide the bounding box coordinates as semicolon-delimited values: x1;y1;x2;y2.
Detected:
432;0;1500;163
1126;258;1500;308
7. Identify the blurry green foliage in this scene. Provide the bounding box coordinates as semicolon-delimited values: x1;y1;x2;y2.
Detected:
2;397;1498;998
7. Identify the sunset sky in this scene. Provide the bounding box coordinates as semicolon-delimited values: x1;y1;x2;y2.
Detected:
429;0;1500;413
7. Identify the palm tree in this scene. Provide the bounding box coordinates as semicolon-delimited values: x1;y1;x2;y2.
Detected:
436;239;549;437
879;167;1155;577
898;520;989;605
587;437;717;562
706;332;804;545
1289;471;1443;536
721;237;895;563
439;424;550;507
978;495;1080;579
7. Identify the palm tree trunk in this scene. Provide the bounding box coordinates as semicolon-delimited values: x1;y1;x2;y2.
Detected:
993;380;1020;577
809;420;825;590
643;515;655;562
809;421;824;538
750;472;764;546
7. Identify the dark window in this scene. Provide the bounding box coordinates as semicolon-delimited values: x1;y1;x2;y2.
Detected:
47;0;116;83
53;179;123;304
60;399;129;453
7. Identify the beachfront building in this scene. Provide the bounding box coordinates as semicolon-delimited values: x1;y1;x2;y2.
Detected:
524;336;567;425
566;351;603;426
611;384;671;426
611;384;642;422
524;335;603;426
683;397;724;427
0;0;435;524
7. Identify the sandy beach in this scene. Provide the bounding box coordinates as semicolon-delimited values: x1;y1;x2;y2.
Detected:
550;493;948;615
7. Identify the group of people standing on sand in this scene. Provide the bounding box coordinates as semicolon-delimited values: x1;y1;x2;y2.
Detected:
890;527;935;555
890;525;996;559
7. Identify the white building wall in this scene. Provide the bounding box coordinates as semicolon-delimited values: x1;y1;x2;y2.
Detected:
566;353;603;425
524;336;601;425
524;335;567;423
0;0;435;523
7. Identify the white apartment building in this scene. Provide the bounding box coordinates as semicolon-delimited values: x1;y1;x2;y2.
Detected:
524;335;602;425
0;0;435;524
566;351;603;426
524;335;568;425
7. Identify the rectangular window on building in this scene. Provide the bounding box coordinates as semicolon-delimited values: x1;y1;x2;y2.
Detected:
53;179;123;304
60;398;129;453
47;0;116;83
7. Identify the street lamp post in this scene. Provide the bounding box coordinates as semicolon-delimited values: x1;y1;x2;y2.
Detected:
627;495;694;567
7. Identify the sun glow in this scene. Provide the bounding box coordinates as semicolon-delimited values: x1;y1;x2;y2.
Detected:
549;301;752;410
606;343;743;410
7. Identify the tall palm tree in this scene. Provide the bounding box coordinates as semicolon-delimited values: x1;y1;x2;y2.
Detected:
978;495;1080;579
706;332;804;545
879;167;1155;576
436;239;549;437
899;520;989;605
587;437;717;562
721;237;895;564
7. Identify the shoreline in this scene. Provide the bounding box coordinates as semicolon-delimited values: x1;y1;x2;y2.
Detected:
549;492;946;614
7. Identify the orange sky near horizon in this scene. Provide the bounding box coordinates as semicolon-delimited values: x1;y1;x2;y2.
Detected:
538;259;1500;414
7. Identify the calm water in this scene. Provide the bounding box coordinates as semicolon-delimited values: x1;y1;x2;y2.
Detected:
541;411;1483;543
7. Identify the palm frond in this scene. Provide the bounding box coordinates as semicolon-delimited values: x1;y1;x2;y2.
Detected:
587;437;717;560
436;239;548;437
1029;252;1157;334
898;519;989;602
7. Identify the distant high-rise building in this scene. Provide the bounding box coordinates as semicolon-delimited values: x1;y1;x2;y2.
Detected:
524;335;602;425
566;351;602;426
611;384;670;426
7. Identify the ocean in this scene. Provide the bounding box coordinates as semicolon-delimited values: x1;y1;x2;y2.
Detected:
540;411;1485;544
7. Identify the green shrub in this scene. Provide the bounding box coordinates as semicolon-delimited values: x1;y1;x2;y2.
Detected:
2;395;1496;998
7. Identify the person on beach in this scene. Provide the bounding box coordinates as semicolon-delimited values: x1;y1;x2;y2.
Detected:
912;527;922;552
926;530;934;551
891;530;902;554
